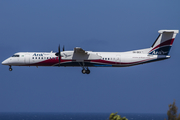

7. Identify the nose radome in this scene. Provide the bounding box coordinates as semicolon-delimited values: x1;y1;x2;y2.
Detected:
2;59;9;65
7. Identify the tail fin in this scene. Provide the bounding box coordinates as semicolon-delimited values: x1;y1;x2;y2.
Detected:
148;30;179;55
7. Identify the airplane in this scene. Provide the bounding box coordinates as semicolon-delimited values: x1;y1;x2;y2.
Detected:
1;30;179;74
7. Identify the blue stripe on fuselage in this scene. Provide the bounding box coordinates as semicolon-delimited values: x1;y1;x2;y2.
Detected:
94;64;112;67
55;62;112;67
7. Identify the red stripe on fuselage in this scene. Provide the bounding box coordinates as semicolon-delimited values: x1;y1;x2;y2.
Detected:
91;58;154;66
90;59;118;65
25;57;155;67
25;58;72;66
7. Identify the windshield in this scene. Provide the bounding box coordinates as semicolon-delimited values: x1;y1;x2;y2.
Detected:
12;55;20;57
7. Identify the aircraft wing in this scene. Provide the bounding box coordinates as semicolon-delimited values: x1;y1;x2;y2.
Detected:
74;47;88;54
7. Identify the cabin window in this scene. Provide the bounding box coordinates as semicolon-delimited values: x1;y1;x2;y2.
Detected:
35;57;37;59
44;57;46;59
12;55;19;57
105;58;107;60
41;57;43;59
39;57;40;59
32;57;34;59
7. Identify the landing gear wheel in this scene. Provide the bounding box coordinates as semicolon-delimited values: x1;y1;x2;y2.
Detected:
82;69;86;74
86;69;90;74
9;66;12;71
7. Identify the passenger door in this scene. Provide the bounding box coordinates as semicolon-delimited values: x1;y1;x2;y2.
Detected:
24;54;30;64
116;55;121;64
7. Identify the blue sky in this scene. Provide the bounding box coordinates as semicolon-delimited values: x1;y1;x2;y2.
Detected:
0;0;180;113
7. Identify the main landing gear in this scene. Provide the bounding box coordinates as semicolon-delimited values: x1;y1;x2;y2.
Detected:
79;62;90;74
82;68;90;74
9;65;12;71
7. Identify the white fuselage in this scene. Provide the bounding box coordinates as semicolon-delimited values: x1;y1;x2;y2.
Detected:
1;30;178;74
1;50;169;67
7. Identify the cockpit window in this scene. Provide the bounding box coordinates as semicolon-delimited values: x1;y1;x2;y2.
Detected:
12;55;20;57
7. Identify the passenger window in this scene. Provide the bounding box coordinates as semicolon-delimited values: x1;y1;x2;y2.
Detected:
32;57;34;59
39;57;40;59
35;57;37;59
44;57;46;59
41;57;43;59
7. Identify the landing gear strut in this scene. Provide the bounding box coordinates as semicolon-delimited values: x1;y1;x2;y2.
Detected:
79;62;90;74
9;66;12;71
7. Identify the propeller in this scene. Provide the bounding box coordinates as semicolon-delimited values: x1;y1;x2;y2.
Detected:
55;45;61;66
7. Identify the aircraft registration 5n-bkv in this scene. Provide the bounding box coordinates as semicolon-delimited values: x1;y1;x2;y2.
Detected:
2;30;179;74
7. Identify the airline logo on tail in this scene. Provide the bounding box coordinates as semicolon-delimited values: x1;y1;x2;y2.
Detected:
148;30;178;55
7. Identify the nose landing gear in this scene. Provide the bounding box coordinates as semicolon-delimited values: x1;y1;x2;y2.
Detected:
9;66;12;71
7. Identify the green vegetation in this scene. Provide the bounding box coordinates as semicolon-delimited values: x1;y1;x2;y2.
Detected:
109;112;128;120
165;100;180;120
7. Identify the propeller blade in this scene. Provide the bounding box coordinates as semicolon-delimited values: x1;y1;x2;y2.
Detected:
58;44;61;66
55;45;61;66
63;45;65;51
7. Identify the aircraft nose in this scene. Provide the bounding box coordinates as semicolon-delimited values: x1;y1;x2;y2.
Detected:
2;59;9;65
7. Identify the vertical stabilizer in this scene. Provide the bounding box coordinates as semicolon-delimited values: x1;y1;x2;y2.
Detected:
148;30;179;55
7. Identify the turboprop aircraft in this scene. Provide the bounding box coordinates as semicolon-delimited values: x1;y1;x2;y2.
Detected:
2;30;179;74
